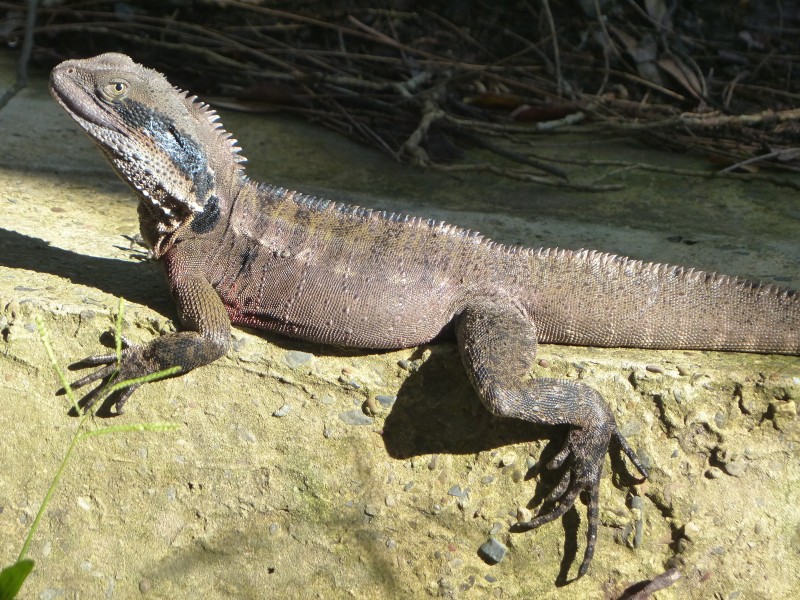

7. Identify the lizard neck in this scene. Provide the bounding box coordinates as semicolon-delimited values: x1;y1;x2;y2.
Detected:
140;166;249;259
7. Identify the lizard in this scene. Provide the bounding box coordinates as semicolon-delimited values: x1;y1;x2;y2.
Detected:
49;52;799;578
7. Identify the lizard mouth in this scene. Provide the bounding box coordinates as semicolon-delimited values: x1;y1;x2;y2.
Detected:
49;66;124;137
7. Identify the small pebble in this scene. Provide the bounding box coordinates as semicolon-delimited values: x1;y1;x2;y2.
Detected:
385;495;396;507
499;452;516;467
438;578;454;595
138;578;152;594
376;394;397;408
516;507;533;523
403;481;415;492
646;364;665;374
272;404;292;418
448;485;468;499
722;461;746;477
338;410;373;426
683;521;700;540
478;538;508;564
284;351;313;369
338;376;361;389
480;475;495;485
488;522;503;536
269;523;280;535
364;397;381;415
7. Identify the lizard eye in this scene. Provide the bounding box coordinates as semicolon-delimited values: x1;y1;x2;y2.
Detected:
100;79;128;102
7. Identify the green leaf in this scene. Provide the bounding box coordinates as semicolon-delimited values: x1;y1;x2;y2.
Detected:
0;559;34;600
105;365;182;394
80;421;181;439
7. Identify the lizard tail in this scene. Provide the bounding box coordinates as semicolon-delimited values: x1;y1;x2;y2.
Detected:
529;248;799;354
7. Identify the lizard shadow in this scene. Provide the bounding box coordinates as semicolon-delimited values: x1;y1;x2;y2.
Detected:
380;344;643;585
376;344;583;584
0;228;174;313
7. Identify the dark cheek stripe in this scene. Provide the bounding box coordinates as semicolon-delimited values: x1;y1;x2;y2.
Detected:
191;194;221;233
119;98;214;204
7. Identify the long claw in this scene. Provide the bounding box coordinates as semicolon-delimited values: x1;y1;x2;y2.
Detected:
69;352;117;369
535;428;647;579
69;363;118;390
547;442;571;470
80;376;115;411
577;483;601;578
526;486;581;529
112;384;139;415
59;350;127;414
543;467;571;504
614;430;649;479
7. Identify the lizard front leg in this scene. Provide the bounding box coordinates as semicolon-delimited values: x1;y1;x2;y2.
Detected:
455;301;647;577
69;245;230;414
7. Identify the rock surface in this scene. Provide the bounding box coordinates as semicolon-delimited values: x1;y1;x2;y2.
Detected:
0;51;798;599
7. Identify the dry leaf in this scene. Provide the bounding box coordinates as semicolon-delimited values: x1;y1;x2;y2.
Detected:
658;57;705;99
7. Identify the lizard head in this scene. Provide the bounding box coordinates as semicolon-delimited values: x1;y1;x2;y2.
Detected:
50;53;245;227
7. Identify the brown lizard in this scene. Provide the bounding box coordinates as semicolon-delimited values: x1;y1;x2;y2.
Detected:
49;52;799;578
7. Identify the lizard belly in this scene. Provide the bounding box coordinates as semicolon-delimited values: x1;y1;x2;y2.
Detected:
214;250;457;349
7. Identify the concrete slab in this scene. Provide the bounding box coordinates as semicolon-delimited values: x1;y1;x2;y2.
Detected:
0;50;798;599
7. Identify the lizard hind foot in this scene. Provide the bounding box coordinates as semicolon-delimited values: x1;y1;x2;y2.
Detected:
517;427;648;579
517;424;635;579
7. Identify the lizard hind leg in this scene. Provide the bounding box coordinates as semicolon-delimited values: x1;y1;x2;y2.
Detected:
454;302;647;578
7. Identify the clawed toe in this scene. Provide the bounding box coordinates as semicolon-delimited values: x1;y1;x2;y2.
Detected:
59;352;123;413
68;351;118;369
68;363;118;391
517;466;601;579
516;426;625;579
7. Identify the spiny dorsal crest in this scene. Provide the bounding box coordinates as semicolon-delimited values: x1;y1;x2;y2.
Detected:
177;89;247;168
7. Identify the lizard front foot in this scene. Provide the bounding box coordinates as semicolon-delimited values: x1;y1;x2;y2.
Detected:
60;329;226;415
518;427;648;578
62;346;152;414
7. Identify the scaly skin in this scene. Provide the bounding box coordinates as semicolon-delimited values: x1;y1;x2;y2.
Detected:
49;53;799;579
